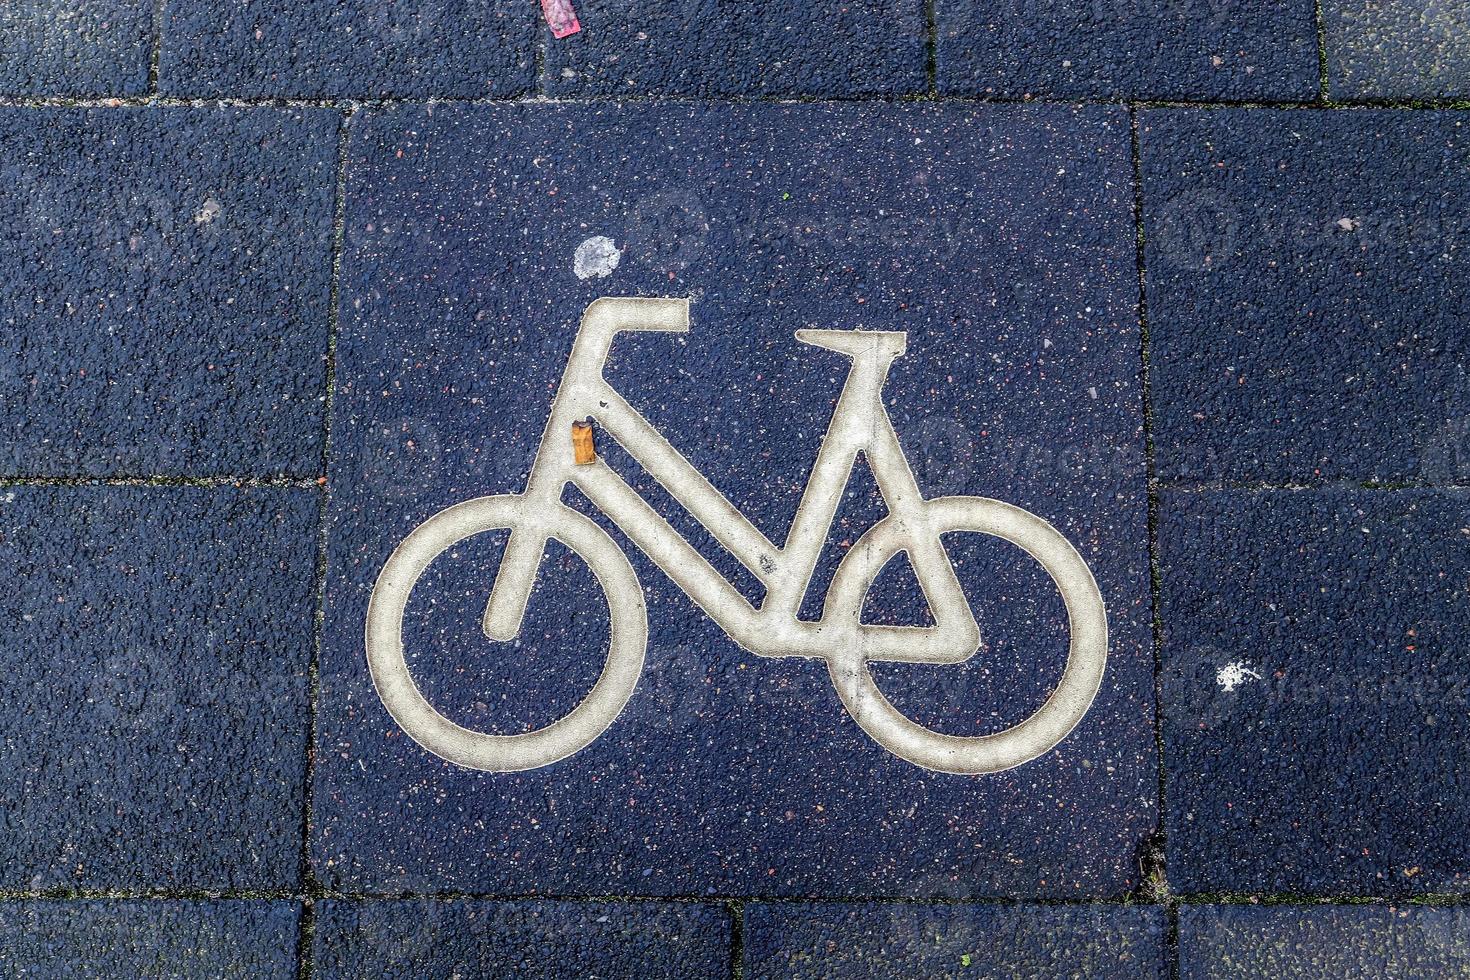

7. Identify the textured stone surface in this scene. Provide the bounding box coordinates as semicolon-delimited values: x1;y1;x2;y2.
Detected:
0;901;300;978
1140;108;1470;485
545;0;928;96
1179;904;1470;977
159;0;535;97
0;1;152;96
316;102;1154;897
745;902;1168;978
1160;489;1470;895
1326;1;1470;100
936;0;1318;100
0;108;337;478
314;900;729;978
0;488;318;890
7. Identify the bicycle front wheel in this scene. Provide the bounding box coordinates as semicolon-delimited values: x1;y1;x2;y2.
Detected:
365;496;646;772
825;496;1107;775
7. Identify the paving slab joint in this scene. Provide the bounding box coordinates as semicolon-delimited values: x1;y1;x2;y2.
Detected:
295;899;316;980
148;0;167;94
728;900;745;979
924;0;938;95
1;94;1469;111
298;107;354;900
1127;102;1172;918
1314;0;1330;101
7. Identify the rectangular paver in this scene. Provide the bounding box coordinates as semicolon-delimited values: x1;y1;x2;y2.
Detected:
937;0;1318;100
1325;1;1470;100
159;0;535;98
745;902;1168;979
1160;489;1470;895
545;0;928;96
1180;904;1470;978
314;900;730;978
0;488;318;890
1140;108;1470;486
316;102;1155;898
0;1;152;96
0;108;337;478
0;901;300;978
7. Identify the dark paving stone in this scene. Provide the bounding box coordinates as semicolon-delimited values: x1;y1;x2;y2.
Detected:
1140;109;1470;485
936;0;1317;100
1325;1;1470;100
0;488;318;890
1160;489;1470;895
314;900;729;978
317;102;1155;897
160;0;535;98
745;902;1168;978
1180;904;1470;978
545;0;927;97
0;1;152;96
0;900;300;978
0;108;336;479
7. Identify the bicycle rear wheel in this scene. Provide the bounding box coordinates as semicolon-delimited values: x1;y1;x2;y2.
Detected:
825;496;1107;775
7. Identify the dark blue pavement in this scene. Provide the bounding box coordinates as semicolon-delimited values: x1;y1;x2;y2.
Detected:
1179;905;1470;977
1325;1;1470;99
159;0;536;98
1141;108;1470;486
744;903;1168;978
2;0;1468;976
937;0;1319;100
545;0;928;96
313;900;730;978
0;901;300;977
0;2;152;96
0;108;337;478
1159;489;1470;896
0;487;318;891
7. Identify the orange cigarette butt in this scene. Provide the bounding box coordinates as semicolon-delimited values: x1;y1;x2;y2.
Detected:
571;420;596;464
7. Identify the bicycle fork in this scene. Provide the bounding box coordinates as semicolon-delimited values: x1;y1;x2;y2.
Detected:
479;379;582;643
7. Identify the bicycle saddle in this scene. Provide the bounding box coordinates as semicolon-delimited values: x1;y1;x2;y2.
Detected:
795;328;908;360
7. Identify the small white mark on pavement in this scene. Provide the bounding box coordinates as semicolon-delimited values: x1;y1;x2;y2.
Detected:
1216;661;1262;692
574;235;622;280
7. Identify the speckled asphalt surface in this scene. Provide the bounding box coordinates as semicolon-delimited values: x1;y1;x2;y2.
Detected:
2;2;1469;977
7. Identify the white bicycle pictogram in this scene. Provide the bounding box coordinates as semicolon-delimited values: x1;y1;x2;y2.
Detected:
366;297;1108;775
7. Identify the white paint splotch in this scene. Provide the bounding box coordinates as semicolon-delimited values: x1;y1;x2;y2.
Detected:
1216;661;1262;692
574;236;622;280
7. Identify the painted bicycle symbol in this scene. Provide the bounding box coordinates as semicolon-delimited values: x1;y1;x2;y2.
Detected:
366;298;1107;775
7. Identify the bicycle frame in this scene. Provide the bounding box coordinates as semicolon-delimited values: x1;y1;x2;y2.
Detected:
482;297;980;666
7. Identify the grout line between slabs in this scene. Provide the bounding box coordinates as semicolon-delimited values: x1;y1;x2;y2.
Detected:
1128;104;1177;980
147;0;166;95
0;475;321;489
1315;0;1331;102
295;899;316;980
1166;904;1181;979
295;109;353;970
1157;480;1470;493
924;0;939;96
728;900;746;979
534;14;548;98
2;476;1462;492
0;94;1468;110
1;888;1466;906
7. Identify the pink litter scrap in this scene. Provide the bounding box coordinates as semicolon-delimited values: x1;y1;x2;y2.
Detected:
541;0;581;38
